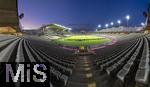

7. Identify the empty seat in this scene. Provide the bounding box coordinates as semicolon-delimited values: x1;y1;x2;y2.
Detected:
50;82;53;87
135;69;149;86
60;74;68;85
117;69;129;82
135;37;150;87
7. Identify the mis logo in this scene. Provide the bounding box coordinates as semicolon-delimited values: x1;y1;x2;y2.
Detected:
5;63;48;83
1;63;50;87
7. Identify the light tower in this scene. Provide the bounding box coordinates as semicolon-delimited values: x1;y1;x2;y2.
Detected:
117;20;121;26
110;22;114;26
98;24;101;28
126;15;130;27
105;24;109;28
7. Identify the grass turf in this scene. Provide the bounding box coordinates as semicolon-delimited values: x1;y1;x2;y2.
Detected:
54;35;112;46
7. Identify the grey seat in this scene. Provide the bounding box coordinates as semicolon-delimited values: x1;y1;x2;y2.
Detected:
117;69;129;82
135;69;149;86
60;74;68;85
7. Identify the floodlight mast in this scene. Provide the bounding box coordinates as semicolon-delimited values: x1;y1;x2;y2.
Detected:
126;15;130;27
105;24;109;28
110;22;114;26
98;24;101;28
117;20;121;26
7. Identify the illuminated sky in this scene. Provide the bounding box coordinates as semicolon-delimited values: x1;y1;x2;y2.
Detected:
18;0;148;30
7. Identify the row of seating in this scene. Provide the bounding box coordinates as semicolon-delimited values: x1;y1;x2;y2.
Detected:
96;35;150;87
135;37;150;87
36;48;75;68
94;38;137;63
94;34;150;87
50;66;68;86
105;38;142;75
0;38;21;62
28;41;73;73
26;41;73;73
95;38;139;70
0;38;70;87
27;38;76;64
94;33;144;57
116;37;144;84
25;40;76;87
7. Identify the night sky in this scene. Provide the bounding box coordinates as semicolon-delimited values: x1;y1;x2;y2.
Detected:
18;0;148;31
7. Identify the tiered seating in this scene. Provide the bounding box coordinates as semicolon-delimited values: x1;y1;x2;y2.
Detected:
50;66;69;86
116;37;143;84
94;34;150;87
105;38;141;75
95;38;139;70
24;33;150;87
26;40;77;87
135;37;150;87
94;33;143;62
113;36;150;87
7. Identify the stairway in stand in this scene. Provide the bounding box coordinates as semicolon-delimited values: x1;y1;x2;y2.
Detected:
66;55;117;87
66;56;96;87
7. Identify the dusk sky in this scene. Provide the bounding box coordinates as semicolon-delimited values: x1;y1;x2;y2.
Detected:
18;0;148;30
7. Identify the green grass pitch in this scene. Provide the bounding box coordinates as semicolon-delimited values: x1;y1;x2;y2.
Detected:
54;35;112;46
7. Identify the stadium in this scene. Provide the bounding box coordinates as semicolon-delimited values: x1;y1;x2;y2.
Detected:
0;0;149;87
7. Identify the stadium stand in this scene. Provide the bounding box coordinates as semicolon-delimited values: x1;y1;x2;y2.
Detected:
21;33;150;87
0;0;148;87
98;27;143;33
0;33;150;87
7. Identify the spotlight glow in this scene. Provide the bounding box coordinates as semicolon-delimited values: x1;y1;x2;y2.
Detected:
98;24;101;28
110;22;114;26
126;15;130;20
141;22;145;26
105;24;109;28
117;20;121;24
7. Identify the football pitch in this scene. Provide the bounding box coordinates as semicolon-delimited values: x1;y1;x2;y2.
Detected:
54;35;112;46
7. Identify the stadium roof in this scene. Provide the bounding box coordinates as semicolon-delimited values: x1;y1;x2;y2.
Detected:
0;0;20;31
42;23;72;31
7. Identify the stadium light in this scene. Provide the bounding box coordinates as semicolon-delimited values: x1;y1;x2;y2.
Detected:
110;22;114;26
126;15;130;27
105;24;109;28
117;20;121;26
126;15;130;20
141;22;145;26
98;24;101;28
